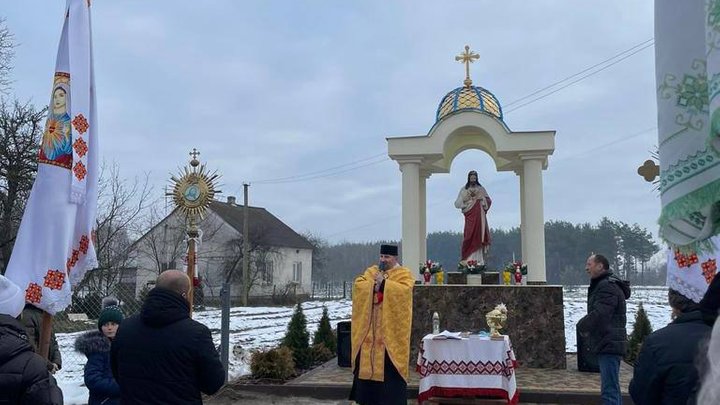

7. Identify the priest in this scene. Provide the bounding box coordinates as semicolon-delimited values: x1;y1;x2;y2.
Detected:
349;244;414;405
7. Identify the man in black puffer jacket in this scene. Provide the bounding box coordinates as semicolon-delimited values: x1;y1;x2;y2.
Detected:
577;254;631;405
0;275;63;405
629;289;711;405
111;270;225;404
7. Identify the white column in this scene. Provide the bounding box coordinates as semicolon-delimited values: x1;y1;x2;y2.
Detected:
400;160;422;270
521;156;547;283
516;168;527;263
419;171;429;263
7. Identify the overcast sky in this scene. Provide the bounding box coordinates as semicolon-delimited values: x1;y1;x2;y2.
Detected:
3;1;658;245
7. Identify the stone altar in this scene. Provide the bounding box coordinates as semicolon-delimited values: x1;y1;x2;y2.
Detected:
411;285;566;369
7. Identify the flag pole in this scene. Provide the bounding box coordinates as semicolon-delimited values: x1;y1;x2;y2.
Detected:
187;219;198;316
39;311;53;360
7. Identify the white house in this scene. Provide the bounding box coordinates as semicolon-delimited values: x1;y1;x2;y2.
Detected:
128;197;314;302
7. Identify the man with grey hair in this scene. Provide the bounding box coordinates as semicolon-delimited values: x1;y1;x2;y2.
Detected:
577;254;630;405
111;270;224;404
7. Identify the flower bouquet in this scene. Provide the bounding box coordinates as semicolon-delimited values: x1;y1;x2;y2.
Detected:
504;261;527;274
505;260;528;284
458;260;487;274
419;260;443;284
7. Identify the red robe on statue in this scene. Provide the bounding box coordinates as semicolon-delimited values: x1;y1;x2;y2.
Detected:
461;195;492;260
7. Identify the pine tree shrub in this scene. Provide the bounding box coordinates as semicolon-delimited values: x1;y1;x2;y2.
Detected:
625;302;653;365
313;306;337;353
311;343;334;365
250;346;295;380
283;303;311;369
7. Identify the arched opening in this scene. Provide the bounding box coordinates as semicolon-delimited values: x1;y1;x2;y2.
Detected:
387;109;555;283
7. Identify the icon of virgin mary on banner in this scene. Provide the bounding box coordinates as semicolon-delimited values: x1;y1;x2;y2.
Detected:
4;0;99;315
454;170;492;265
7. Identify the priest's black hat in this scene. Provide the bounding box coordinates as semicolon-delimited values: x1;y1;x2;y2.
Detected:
380;244;398;256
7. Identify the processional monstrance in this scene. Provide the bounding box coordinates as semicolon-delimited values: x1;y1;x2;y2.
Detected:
167;149;221;314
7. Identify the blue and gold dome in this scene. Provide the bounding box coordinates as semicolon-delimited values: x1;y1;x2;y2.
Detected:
435;85;503;122
435;45;503;123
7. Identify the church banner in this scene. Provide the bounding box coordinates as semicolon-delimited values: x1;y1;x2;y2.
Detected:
5;0;99;315
654;0;720;251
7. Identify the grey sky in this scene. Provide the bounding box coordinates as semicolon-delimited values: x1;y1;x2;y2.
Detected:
3;1;658;246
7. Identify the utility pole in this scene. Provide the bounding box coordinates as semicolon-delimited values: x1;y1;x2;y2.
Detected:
242;183;250;306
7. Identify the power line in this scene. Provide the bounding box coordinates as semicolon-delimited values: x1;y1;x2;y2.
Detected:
253;156;390;185
248;38;654;186
250;152;387;184
504;41;654;114
503;39;654;109
325;125;658;238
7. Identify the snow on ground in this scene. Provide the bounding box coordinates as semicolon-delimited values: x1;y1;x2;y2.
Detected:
56;287;671;404
564;285;671;352
55;299;353;404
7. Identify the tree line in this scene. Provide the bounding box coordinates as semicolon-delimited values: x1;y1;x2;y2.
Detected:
312;218;663;286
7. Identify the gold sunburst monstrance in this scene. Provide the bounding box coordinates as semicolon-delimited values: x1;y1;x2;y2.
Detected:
168;148;221;220
166;149;221;315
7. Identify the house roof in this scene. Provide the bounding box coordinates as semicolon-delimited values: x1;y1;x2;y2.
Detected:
209;201;314;250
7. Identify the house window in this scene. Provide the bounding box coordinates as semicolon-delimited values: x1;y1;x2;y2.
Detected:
262;260;274;285
161;261;176;271
293;262;302;283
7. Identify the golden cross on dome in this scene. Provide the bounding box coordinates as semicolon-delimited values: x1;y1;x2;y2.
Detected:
455;45;480;87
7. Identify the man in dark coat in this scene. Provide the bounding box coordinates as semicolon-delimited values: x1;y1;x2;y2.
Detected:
111;270;225;404
21;303;62;373
629;289;711;405
577;254;631;405
0;274;63;405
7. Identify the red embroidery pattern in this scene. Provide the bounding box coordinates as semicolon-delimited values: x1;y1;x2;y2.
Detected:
420;359;515;378
66;234;92;273
73;138;88;158
674;250;699;268
71;114;89;134
43;269;66;290
79;235;90;254
25;283;42;304
702;259;717;284
73;161;87;181
70;249;80;267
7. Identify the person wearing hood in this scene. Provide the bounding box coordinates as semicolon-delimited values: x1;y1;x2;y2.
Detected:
75;297;123;405
0;274;63;404
577;254;631;405
629;289;712;405
110;270;225;404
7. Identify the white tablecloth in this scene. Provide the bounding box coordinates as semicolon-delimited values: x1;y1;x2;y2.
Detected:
416;334;519;404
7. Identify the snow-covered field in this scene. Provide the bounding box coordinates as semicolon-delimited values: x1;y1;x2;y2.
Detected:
56;286;671;404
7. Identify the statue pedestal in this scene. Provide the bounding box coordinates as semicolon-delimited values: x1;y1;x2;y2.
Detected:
446;272;467;285
411;285;566;369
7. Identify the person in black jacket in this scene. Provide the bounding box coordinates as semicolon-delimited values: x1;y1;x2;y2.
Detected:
0;274;63;405
111;270;225;404
75;297;123;405
21;303;62;373
577;254;631;405
629;289;712;405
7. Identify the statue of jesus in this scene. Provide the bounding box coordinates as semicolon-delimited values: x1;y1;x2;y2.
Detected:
454;170;492;265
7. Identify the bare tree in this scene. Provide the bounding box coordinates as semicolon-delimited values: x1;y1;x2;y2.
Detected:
0;99;45;273
0;18;15;93
75;163;153;298
303;231;329;282
133;205;187;274
221;225;278;300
